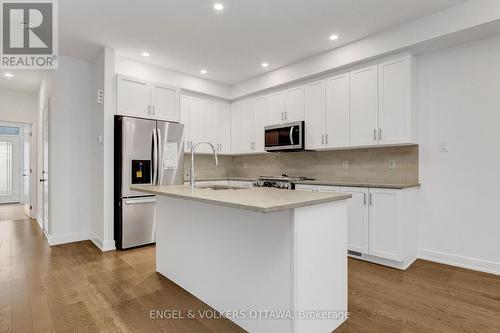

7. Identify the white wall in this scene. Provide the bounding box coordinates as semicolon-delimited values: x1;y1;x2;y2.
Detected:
115;55;231;99
41;55;94;244
416;35;500;274
0;88;38;217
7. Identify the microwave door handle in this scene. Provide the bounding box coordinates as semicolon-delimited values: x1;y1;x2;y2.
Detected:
290;126;294;145
152;129;158;186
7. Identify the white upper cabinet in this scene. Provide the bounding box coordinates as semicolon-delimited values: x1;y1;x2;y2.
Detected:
305;80;326;150
350;65;379;147
253;96;268;152
180;95;190;152
240;99;255;154
217;102;231;154
230;102;242;154
267;91;285;125
284;85;305;122
378;56;413;145
117;76;151;117
188;97;204;150
117;75;180;121
326;73;350;148
203;100;219;153
150;83;180;121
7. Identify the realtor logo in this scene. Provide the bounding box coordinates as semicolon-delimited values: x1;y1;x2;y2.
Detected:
1;0;58;69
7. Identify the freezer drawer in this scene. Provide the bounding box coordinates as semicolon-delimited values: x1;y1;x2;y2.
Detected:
121;197;156;249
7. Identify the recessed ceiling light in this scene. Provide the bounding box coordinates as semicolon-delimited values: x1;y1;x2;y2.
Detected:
261;62;269;68
3;73;13;78
141;52;150;57
213;3;224;11
200;69;208;74
329;34;339;41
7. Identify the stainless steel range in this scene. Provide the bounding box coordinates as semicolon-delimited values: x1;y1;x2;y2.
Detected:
253;175;313;190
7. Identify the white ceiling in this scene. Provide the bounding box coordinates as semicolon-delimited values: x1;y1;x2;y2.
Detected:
0;70;45;93
58;0;464;85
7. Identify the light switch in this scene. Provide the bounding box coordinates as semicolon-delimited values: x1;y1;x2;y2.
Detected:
97;135;103;144
439;141;448;152
342;160;349;169
389;160;396;169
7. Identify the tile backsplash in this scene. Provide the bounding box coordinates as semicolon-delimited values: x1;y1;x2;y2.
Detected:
186;145;419;184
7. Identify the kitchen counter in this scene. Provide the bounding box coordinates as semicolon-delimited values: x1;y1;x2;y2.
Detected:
131;184;351;213
132;183;350;333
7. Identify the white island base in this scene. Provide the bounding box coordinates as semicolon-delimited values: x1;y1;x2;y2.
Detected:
155;196;348;333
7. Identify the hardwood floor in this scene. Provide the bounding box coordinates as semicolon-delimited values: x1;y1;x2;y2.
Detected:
1;214;499;333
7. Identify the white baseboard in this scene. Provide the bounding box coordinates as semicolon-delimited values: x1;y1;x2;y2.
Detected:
418;248;500;276
36;215;43;229
48;232;90;246
90;233;116;252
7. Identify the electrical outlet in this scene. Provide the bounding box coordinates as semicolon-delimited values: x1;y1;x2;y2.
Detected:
342;160;349;169
97;89;104;104
439;140;448;152
389;160;397;169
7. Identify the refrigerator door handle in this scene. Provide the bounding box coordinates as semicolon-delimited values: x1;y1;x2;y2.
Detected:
152;128;158;186
156;128;162;185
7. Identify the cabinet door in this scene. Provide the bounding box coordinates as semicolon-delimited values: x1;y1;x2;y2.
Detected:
342;187;369;254
217;102;231;154
294;185;317;191
317;185;341;192
368;188;401;261
253;96;268;153
151;83;179;121
285;86;305;122
240;99;255;153
203;99;219;153
326;74;350;148
305;80;326;150
230;102;242;154
378;56;412;145
350;66;378;147
180;95;190;152
267;91;285;124
117;76;151;117
188;97;204;151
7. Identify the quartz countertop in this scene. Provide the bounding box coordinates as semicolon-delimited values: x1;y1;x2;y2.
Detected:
131;184;351;213
292;180;421;189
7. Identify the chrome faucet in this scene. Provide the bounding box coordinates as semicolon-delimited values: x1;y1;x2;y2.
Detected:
190;141;218;190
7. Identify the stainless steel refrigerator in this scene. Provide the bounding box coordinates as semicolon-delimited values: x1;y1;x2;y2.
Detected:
114;115;184;250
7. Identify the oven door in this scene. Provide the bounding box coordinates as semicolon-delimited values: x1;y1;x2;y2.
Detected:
264;121;304;151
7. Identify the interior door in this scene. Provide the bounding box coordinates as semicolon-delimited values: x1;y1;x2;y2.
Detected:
350;65;378;147
151;83;179;121
305;80;326;150
0;133;21;204
22;125;31;214
326;73;350;148
42;106;49;233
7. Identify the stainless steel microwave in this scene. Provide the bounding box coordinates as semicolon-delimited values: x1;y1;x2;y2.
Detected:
264;121;304;152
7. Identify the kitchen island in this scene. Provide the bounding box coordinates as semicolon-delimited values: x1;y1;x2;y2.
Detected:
132;184;351;333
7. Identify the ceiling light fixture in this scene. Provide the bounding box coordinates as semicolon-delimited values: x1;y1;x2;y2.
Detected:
213;3;224;11
261;62;269;68
141;52;150;57
200;69;208;74
329;34;339;41
3;73;13;78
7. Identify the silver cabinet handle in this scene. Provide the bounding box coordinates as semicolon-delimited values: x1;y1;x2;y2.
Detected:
290;127;294;145
284;111;288;120
379;128;382;140
369;193;373;205
363;193;367;205
148;105;152;115
325;134;328;144
322;134;324;144
152;105;155;115
373;128;377;140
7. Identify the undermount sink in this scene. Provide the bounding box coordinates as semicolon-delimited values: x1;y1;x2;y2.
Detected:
195;185;249;191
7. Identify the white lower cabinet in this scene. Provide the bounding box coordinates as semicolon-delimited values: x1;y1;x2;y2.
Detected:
295;184;418;269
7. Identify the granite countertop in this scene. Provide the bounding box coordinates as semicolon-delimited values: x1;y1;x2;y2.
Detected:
131;184;351;214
